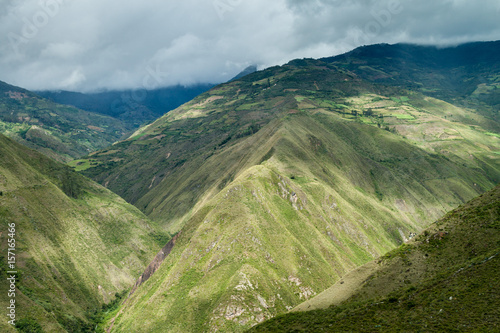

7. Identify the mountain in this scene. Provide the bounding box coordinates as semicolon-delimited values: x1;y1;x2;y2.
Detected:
37;84;215;129
251;184;500;332
0;80;128;162
323;41;500;124
230;65;258;82
75;42;500;332
0;133;166;332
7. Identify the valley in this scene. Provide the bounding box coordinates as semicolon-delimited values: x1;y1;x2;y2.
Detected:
72;44;499;332
0;41;499;332
0;134;167;332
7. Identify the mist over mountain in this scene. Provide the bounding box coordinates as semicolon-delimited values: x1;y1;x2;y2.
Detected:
230;65;259;82
2;1;500;92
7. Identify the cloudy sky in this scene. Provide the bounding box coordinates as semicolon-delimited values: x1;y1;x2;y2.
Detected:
1;0;500;92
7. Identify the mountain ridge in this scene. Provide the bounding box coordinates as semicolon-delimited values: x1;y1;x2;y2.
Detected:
85;41;500;332
322;41;500;123
0;80;128;162
37;84;215;130
251;184;500;332
0;133;166;332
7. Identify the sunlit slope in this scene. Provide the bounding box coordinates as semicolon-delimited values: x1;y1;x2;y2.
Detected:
251;185;500;332
73;58;500;332
324;41;500;122
0;134;164;332
80;61;499;232
105;107;496;332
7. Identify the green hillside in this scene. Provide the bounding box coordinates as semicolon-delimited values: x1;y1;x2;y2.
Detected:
251;184;500;332
0;80;128;162
324;41;500;125
81;52;500;332
0;133;166;332
79;59;499;231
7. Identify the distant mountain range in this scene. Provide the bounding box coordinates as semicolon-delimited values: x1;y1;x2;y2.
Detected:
37;84;215;129
0;80;127;162
1;67;259;161
36;66;258;129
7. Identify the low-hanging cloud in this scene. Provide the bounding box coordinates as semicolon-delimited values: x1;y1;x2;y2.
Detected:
0;0;499;92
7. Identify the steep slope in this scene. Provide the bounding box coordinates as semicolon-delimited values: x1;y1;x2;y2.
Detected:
38;84;215;129
80;57;499;233
324;41;500;124
0;134;166;332
0;80;128;162
251;184;500;332
230;65;258;82
87;57;500;331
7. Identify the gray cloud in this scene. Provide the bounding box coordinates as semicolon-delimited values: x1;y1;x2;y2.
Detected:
0;0;499;92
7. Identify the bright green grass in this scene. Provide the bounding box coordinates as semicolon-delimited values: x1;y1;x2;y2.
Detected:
485;132;500;138
103;111;497;332
68;159;102;171
237;103;260;111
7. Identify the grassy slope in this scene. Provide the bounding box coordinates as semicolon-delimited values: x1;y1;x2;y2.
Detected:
0;80;127;162
0;134;165;332
102;65;498;331
324;41;500;125
80;60;499;233
250;185;500;332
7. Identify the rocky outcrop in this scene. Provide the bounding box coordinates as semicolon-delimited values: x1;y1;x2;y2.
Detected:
129;232;181;296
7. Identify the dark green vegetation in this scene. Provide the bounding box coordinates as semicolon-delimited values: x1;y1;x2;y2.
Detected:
71;42;500;332
38;84;215;129
250;185;500;332
0;80;128;162
230;65;258;82
0;134;164;332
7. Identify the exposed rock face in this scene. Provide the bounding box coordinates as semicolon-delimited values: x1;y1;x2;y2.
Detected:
129;232;181;296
